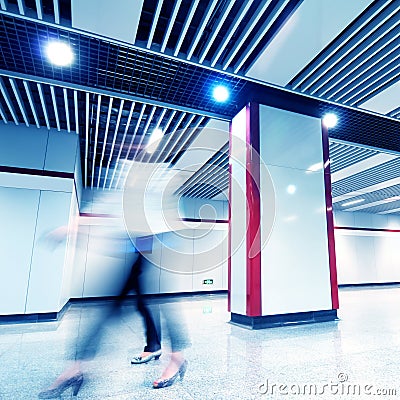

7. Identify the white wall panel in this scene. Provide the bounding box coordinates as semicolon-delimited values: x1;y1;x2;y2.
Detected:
260;106;324;170
229;107;247;315
44;130;78;173
159;230;194;293
259;105;332;315
0;123;48;169
0;187;39;315
25;190;72;313
261;166;332;314
72;0;144;44
192;229;225;291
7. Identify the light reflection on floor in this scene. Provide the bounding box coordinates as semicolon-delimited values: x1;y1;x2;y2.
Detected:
1;286;400;399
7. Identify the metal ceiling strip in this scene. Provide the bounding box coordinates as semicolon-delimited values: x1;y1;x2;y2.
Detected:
173;0;200;57
84;92;90;187
16;0;24;15
103;100;124;188
222;0;272;70
35;0;43;20
349;67;400;107
0;77;18;124
147;0;164;49
9;78;29;126
97;97;114;188
161;0;182;53
63;88;70;132
332;176;400;203
388;107;400;118
210;0;254;67
37;83;49;129
0;101;7;123
120;105;157;189
234;0;291;74
327;39;400;101
310;14;400;96
197;175;229;198
344;195;400;212
53;0;60;24
114;103;147;189
187;158;228;195
157;112;187;163
152;110;177;163
164;113;196;162
137;108;168;162
341;61;400;105
49;85;60;131
91;94;102;188
178;149;228;195
379;207;400;214
331;153;399;183
23;80;40;128
168;116;205;161
108;101;135;189
0;1;6;11
73;90;79;134
188;169;228;198
290;0;391;89
132;105;156;160
0;70;229;121
298;2;400;92
186;0;219;60
198;0;236;64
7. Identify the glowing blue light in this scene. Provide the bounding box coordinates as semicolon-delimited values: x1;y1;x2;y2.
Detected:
213;85;229;102
46;41;74;66
322;113;338;128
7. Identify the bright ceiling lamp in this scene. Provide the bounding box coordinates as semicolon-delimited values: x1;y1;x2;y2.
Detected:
46;41;74;66
212;85;229;102
146;128;164;153
341;199;365;207
322;113;338;128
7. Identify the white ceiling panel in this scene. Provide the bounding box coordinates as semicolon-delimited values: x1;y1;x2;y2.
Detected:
359;80;400;114
246;0;374;86
174;119;229;172
71;0;144;43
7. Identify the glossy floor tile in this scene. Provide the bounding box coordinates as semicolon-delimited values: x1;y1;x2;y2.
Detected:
1;286;400;399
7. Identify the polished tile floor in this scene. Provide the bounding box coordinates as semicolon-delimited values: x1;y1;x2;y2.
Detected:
1;286;400;399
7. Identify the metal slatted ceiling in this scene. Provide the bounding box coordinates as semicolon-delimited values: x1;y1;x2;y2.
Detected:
177;142;229;198
0;13;247;118
1;0;71;25
289;0;400;107
137;0;304;74
331;158;400;197
328;141;379;174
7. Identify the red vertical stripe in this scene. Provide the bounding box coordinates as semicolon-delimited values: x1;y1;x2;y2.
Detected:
246;103;262;316
321;123;339;309
227;138;232;312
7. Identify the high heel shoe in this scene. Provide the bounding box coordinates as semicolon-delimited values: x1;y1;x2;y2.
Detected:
152;360;188;389
131;349;162;364
38;373;83;399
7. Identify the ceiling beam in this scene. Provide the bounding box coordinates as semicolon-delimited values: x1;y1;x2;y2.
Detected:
9;78;29;126
23;80;40;128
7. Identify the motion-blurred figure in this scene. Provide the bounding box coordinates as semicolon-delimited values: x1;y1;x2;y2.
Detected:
38;162;191;397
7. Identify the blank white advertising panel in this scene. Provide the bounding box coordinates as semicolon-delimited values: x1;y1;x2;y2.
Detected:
259;105;332;315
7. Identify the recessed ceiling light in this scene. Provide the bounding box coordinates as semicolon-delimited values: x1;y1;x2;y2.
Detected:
46;41;74;66
213;85;229;102
322;113;338;128
341;199;365;207
286;185;296;194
